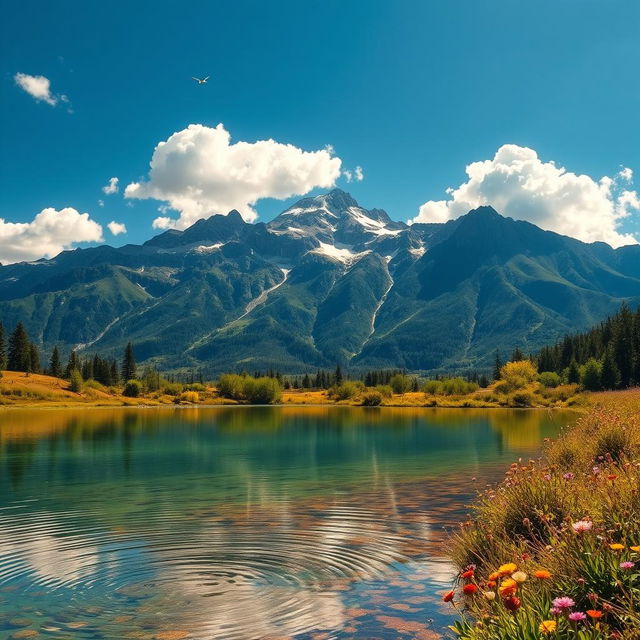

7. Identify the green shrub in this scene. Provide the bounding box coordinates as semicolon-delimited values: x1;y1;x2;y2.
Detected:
243;377;281;404
361;390;383;406
508;390;534;407
389;373;412;394
581;357;602;391
217;374;246;400
422;379;443;395
162;382;183;396
123;379;143;397
69;369;84;393
375;384;393;398
328;380;363;401
538;371;561;388
499;360;538;391
423;377;478;396
83;378;105;390
184;382;206;392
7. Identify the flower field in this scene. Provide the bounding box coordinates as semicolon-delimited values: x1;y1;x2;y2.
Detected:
445;391;640;639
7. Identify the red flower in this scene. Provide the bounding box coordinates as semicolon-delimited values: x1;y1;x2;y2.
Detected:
461;569;474;579
463;584;478;595
503;596;521;611
443;590;455;602
487;580;496;588
586;610;603;619
608;474;618;481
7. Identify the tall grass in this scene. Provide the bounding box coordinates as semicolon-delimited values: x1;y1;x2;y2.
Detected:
445;394;640;639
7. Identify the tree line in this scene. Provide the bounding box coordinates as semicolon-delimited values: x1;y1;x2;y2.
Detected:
535;302;640;391
0;321;138;385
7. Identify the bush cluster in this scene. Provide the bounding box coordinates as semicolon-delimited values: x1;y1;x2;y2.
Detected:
217;374;281;404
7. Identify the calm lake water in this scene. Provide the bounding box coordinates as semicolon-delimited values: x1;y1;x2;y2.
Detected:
0;406;577;640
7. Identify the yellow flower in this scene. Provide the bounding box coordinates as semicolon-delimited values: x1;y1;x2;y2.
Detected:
609;543;625;551
511;571;528;583
540;620;557;634
630;545;640;553
497;562;517;576
498;578;517;597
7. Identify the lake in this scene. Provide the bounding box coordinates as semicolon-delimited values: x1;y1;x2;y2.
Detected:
0;406;577;640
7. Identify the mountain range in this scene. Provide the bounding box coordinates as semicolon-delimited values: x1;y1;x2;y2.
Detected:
2;189;640;375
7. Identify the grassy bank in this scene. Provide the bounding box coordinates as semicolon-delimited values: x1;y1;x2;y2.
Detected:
0;362;587;409
444;390;640;639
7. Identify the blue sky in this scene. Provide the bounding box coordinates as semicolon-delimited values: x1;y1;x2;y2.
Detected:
2;0;640;259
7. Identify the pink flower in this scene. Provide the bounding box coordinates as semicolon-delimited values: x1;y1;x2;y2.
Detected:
553;596;575;610
563;472;575;480
568;611;587;622
572;520;593;533
550;607;562;616
620;561;635;570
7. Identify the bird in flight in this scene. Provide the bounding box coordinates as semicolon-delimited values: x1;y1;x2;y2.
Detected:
192;76;210;84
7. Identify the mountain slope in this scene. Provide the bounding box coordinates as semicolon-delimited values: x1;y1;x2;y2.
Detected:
1;190;639;374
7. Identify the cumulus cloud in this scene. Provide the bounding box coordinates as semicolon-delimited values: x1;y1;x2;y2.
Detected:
102;177;119;194
619;167;633;182
343;166;364;183
14;72;67;107
107;221;127;236
124;123;342;229
0;207;103;264
411;144;639;248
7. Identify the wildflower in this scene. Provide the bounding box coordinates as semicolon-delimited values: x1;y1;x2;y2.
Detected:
607;474;617;481
543;474;552;480
488;571;500;581
443;590;455;602
539;620;557;634
572;520;593;533
592;466;600;475
534;569;552;579
483;590;496;600
487;580;496;588
609;543;625;551
568;611;587;622
550;607;562;616
497;562;517;576
563;472;575;480
511;571;527;583
463;584;478;595
586;610;603;619
619;561;635;570
587;593;598;603
499;578;517;597
552;596;575;610
503;596;521;611
461;569;474;579
630;545;640;552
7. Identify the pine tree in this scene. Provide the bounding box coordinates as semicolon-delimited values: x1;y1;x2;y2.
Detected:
29;343;41;374
511;347;524;362
0;322;6;370
65;350;80;378
121;342;137;382
567;359;581;384
493;350;503;381
335;364;343;385
601;347;621;390
49;346;62;378
8;323;31;372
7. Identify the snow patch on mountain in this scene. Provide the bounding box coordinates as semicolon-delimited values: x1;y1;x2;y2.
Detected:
310;242;370;265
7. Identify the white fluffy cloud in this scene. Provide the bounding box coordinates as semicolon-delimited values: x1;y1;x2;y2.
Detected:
107;221;127;236
125;123;343;229
343;166;364;183
411;144;639;248
0;208;103;264
14;73;67;107
102;177;119;194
